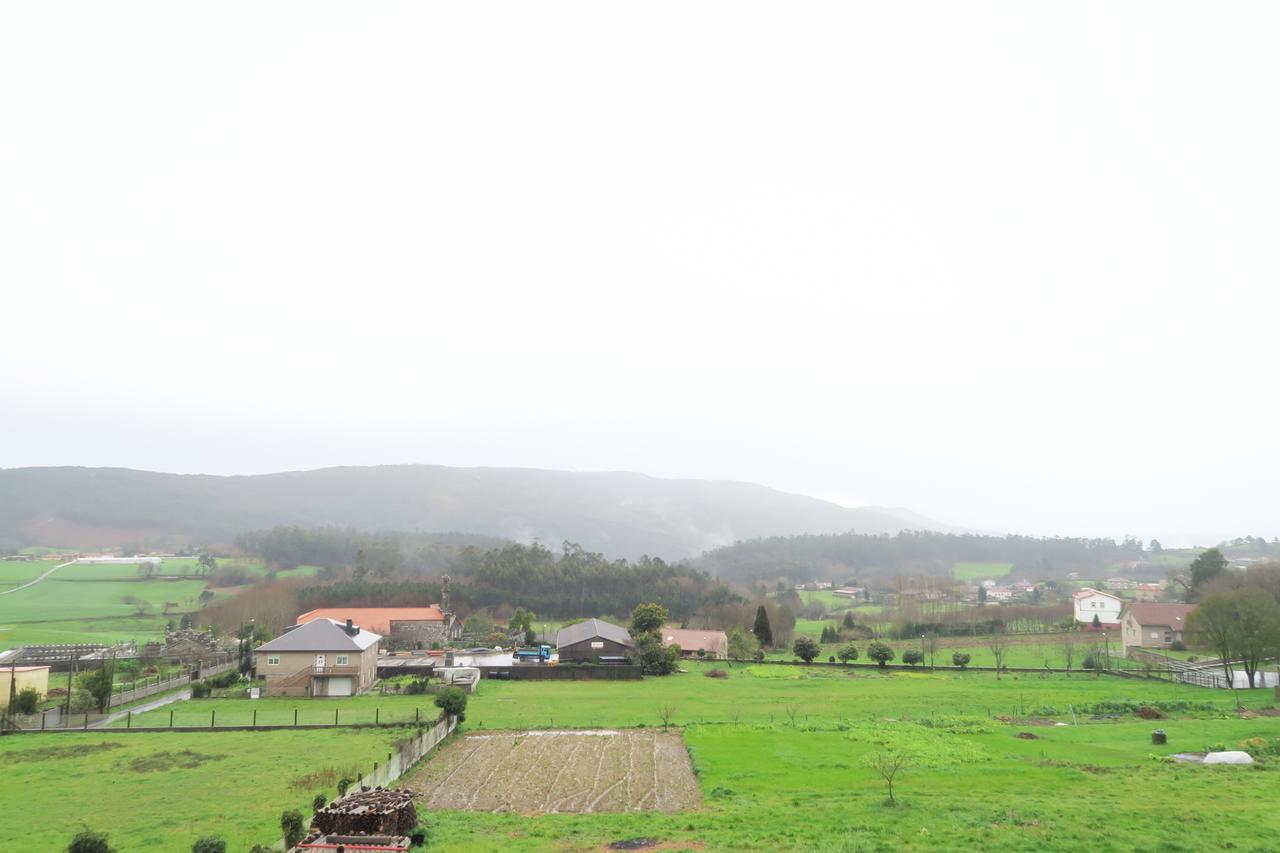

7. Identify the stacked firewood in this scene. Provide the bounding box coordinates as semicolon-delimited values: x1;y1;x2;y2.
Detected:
310;787;418;837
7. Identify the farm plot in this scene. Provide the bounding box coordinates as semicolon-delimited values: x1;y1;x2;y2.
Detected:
410;730;699;813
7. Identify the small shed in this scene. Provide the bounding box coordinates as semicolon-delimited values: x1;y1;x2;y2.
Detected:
556;619;634;663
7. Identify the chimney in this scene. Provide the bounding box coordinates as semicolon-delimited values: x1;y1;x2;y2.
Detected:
345;618;356;636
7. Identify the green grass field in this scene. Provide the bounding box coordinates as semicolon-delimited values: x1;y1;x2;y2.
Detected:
0;729;403;851
953;561;1014;581
9;662;1280;851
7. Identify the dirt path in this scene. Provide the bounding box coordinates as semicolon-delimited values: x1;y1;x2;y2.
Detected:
91;688;192;728
0;561;74;596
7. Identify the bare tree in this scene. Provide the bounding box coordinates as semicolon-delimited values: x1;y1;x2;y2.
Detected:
987;629;1010;679
657;704;676;732
783;704;800;728
868;751;909;806
1060;633;1076;673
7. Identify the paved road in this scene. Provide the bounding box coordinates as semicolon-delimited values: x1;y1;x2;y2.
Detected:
0;561;74;596
91;688;192;728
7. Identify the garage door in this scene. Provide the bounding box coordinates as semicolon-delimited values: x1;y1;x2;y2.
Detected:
328;677;353;697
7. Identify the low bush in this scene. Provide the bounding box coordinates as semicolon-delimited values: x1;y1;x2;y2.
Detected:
1169;640;1187;651
312;793;327;812
14;687;40;714
67;829;115;853
704;669;729;679
1134;706;1164;720
204;670;242;690
191;837;226;853
190;682;211;699
952;652;971;669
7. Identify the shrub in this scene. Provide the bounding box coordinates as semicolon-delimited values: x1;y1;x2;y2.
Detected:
752;649;765;662
280;810;305;848
14;687;40;714
867;642;895;667
837;643;859;664
793;636;820;663
67;829;115;853
205;670;242;689
337;777;353;796
1135;706;1164;720
1169;640;1187;651
190;682;211;699
409;825;431;847
828;656;836;663
952;652;971;669
704;669;728;679
312;793;327;812
901;650;924;667
434;686;468;721
191;838;227;853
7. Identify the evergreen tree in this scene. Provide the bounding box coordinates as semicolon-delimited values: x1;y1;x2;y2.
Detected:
753;605;773;648
841;611;855;630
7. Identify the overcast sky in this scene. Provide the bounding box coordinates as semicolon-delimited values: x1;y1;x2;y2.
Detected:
2;3;1277;547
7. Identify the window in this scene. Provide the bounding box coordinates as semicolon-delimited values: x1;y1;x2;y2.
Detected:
590;641;604;649
336;654;349;666
267;655;280;666
1150;632;1159;639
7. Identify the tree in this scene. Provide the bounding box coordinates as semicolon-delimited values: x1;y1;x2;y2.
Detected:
632;633;680;675
819;624;839;643
199;589;215;606
977;586;987;604
67;829;115;853
793;635;820;663
280;811;305;849
434;686;468;721
1187;589;1280;694
837;643;859;664
923;632;939;667
191;839;226;853
1091;613;1101;629
312;794;327;812
1060;632;1077;671
900;649;922;666
657;703;676;732
78;661;116;713
867;641;895;667
841;610;855;630
197;554;217;575
1149;539;1163;553
868;751;909;806
753;605;773;648
987;629;1010;678
630;603;668;636
1188;548;1229;599
179;613;193;630
15;687;40;714
951;651;971;669
727;629;758;661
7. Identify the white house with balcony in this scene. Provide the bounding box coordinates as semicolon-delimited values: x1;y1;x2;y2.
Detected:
1072;587;1122;628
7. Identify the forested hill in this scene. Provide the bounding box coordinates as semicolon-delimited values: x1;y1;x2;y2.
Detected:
0;465;958;560
697;531;1146;584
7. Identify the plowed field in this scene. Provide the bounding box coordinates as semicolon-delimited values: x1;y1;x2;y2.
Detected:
408;729;700;813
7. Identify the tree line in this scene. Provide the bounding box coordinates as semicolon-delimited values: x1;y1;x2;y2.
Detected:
695;530;1146;584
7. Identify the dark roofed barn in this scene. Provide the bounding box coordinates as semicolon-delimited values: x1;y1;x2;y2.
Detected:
556;618;634;663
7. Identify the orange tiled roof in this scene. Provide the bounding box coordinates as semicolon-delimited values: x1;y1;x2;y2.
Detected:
295;607;446;636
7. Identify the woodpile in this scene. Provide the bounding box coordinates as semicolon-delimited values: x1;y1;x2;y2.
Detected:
310;787;418;837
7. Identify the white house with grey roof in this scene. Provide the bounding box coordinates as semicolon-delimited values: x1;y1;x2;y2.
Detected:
253;618;381;697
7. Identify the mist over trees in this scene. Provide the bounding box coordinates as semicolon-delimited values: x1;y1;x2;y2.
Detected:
696;530;1147;584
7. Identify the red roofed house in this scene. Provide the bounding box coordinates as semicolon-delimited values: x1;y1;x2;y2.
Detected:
296;607;462;650
660;628;728;660
1121;602;1196;649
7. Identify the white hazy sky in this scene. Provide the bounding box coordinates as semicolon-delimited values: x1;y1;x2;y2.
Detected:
2;3;1277;547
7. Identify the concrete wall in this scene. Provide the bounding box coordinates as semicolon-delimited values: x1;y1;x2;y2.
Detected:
1;668;50;709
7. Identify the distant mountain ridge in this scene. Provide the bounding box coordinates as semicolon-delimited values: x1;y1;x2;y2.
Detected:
0;464;963;559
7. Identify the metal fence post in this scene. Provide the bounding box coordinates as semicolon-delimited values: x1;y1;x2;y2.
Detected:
334;708;339;727
170;709;174;729
294;708;298;727
211;709;215;728
127;711;131;729
252;709;257;729
375;708;379;725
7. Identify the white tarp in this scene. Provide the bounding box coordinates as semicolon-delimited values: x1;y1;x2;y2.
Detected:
1203;751;1254;765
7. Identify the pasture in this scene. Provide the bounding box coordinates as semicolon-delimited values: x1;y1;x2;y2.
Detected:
952;561;1014;581
0;728;404;852
6;662;1280;851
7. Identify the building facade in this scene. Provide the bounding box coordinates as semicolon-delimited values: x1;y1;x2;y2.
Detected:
1121;603;1195;649
254;618;381;697
1073;588;1123;627
556;619;634;663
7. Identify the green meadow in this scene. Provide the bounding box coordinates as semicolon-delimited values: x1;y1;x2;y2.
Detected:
0;729;402;852
952;561;1014;581
7;662;1280;851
